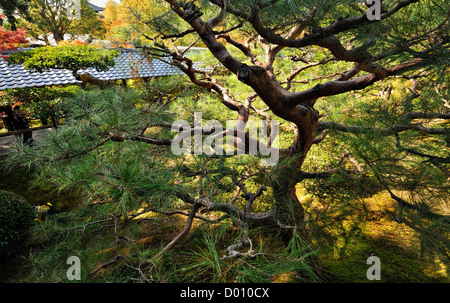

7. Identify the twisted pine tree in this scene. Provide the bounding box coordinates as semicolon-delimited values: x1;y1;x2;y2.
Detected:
141;0;449;262
7;0;449;280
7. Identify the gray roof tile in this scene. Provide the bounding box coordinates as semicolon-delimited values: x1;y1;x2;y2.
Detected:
0;49;201;90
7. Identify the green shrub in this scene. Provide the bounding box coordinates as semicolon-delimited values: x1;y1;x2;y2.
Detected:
7;45;118;74
0;190;35;257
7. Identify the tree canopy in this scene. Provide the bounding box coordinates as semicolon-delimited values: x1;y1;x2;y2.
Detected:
0;14;28;54
102;0;178;47
7;45;118;85
0;0;28;30
17;0;105;44
7;45;117;73
2;0;449;283
137;0;449;258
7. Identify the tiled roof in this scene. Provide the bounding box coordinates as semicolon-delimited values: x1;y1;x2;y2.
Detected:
0;59;79;90
88;2;104;12
0;49;196;90
78;52;185;81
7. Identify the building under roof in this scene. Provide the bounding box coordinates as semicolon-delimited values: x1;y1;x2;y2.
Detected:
0;48;197;91
87;2;105;13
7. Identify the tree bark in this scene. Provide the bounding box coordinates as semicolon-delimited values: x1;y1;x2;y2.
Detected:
52;30;64;44
272;116;321;271
161;0;433;273
72;69;115;87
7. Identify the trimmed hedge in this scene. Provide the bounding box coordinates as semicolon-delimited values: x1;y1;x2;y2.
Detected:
0;190;35;257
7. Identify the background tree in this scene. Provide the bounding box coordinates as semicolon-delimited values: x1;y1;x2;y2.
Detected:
0;14;28;54
18;0;105;45
102;0;186;47
103;0;139;46
0;85;80;126
103;0;122;43
0;0;29;30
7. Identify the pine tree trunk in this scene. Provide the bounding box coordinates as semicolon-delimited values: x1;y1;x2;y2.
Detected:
52;30;65;44
271;115;322;272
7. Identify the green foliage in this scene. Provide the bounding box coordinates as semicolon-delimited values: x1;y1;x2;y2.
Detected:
177;224;320;283
0;86;81;124
18;0;105;43
0;190;35;257
6;87;178;215
7;45;118;73
18;208;115;282
2;0;448;283
0;0;28;30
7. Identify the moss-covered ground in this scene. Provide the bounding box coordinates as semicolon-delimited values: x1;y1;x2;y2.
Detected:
1;190;447;283
0;157;448;283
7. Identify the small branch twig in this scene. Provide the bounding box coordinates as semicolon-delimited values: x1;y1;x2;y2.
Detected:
151;203;202;261
88;254;125;279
